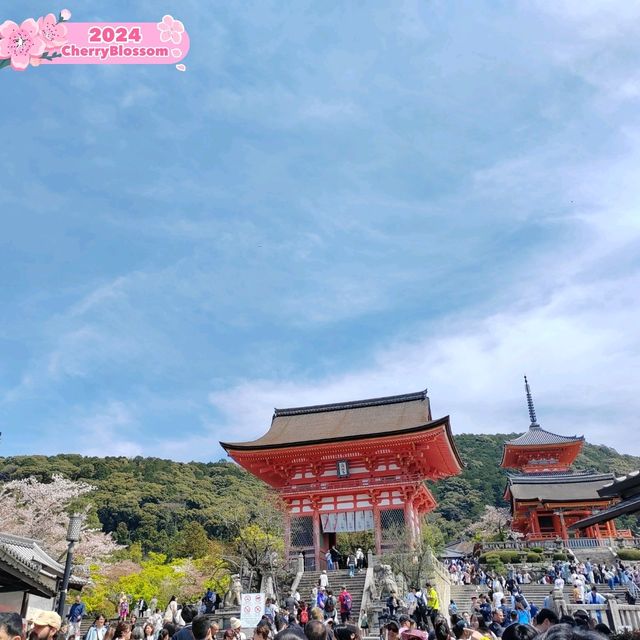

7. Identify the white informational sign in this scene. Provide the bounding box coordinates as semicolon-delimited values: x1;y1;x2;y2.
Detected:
240;593;265;628
321;510;374;533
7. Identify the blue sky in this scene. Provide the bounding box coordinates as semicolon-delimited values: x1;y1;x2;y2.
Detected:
2;1;640;461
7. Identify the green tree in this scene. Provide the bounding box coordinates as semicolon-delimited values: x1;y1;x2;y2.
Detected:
174;521;210;559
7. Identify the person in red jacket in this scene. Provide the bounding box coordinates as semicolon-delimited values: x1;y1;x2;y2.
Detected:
338;586;352;623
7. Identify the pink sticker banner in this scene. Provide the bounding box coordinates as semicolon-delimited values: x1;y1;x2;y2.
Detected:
0;11;190;71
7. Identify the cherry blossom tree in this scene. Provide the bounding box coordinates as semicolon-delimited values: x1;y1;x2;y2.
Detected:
0;474;121;571
465;505;511;541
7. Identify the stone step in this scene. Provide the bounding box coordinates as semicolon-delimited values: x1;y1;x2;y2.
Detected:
293;570;367;622
450;583;629;607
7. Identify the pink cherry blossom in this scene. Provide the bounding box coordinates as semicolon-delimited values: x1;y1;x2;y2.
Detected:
0;474;122;572
60;9;72;22
37;13;68;49
157;14;184;44
176;63;186;72
0;18;46;71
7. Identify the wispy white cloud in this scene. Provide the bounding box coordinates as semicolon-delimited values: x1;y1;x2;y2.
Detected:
70;401;143;457
3;0;640;463
208;264;640;455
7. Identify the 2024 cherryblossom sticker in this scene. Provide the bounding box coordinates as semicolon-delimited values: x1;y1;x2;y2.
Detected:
0;10;190;71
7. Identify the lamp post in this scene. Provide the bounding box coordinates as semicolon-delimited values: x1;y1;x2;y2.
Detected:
57;513;83;616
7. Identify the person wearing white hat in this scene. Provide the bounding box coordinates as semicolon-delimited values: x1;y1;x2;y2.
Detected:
228;619;246;640
28;611;61;640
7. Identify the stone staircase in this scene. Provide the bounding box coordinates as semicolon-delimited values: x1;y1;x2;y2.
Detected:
296;569;367;623
570;548;619;565
450;583;629;609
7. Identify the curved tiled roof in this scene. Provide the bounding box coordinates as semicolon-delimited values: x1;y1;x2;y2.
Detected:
506;471;615;502
273;389;428;417
0;533;56;597
222;389;450;450
505;425;584;446
0;532;65;573
598;469;640;498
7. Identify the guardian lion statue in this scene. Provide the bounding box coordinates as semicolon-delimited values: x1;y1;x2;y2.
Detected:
224;574;242;607
376;564;398;598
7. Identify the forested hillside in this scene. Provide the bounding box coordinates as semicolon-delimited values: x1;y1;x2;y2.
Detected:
1;435;638;550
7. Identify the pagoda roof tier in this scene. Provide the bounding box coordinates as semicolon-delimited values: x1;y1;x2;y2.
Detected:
221;389;452;451
505;471;615;504
504;425;584;447
500;427;584;471
501;377;585;472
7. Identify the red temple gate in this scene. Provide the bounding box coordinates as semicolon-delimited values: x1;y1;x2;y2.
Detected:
221;389;463;569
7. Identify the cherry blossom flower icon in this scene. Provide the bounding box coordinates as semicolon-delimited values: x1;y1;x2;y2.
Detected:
0;19;46;71
37;13;68;49
157;15;184;44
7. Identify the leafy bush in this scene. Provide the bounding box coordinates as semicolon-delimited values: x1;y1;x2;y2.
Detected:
617;548;640;561
529;547;544;554
526;552;544;563
479;550;523;564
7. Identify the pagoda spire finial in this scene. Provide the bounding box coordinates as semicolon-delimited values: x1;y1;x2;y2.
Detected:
524;375;540;428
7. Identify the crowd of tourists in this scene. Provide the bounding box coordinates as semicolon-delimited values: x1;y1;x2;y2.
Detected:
0;575;358;640
379;607;617;640
441;556;640;598
378;557;640;640
0;609;361;640
443;560;532;587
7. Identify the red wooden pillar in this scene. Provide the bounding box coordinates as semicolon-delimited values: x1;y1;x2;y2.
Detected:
557;511;568;540
372;498;382;555
404;499;415;546
284;510;291;559
313;508;321;571
530;510;541;537
606;518;616;538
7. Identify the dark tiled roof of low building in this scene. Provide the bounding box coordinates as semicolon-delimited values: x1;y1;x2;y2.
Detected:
0;532;68;598
506;471;615;502
598;469;640;498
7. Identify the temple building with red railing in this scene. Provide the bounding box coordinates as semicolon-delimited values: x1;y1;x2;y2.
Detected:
220;389;463;569
501;377;618;541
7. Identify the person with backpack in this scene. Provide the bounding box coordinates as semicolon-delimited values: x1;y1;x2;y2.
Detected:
338;585;352;624
298;601;309;624
387;592;400;618
347;553;357;578
325;590;338;622
413;587;428;630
